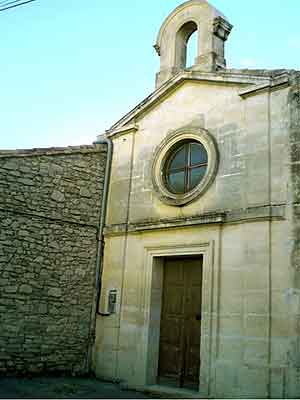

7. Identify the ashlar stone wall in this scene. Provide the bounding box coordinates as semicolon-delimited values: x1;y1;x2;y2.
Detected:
0;145;106;375
288;72;300;397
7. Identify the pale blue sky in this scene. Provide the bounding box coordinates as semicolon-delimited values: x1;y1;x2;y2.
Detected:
1;0;299;149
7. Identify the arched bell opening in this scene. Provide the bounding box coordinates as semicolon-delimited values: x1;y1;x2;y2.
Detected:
186;30;198;68
175;21;198;69
154;1;233;88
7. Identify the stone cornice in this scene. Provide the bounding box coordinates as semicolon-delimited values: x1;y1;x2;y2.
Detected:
104;204;286;236
104;123;138;139
107;70;280;136
239;73;290;98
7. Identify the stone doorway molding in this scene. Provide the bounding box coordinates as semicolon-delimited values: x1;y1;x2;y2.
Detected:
139;241;216;397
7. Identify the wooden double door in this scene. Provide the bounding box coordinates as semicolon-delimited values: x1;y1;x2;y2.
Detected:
158;256;203;389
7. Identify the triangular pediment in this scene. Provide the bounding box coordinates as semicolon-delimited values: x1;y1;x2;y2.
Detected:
103;69;290;138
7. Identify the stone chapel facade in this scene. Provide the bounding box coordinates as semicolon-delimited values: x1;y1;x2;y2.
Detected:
92;0;300;398
0;0;299;398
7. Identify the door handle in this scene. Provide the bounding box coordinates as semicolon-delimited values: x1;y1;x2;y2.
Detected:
195;313;201;321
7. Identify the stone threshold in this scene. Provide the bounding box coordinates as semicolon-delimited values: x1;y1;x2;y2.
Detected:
139;384;205;399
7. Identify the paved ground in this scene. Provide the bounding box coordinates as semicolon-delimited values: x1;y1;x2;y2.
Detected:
0;377;161;399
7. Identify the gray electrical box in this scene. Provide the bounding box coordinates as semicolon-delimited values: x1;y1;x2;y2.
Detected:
108;289;117;314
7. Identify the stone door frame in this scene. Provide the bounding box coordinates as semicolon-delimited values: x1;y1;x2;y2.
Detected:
140;241;216;397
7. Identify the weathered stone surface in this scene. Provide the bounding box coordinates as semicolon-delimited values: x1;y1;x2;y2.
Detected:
19;284;33;294
286;73;300;397
47;288;62;297
0;146;106;226
94;8;300;396
80;187;92;198
51;190;65;202
0;145;107;375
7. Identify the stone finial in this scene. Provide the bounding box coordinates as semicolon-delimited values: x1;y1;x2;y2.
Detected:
154;0;233;88
153;44;161;56
213;16;233;41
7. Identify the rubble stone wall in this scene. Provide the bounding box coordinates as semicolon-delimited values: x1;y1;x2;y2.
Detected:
0;145;106;375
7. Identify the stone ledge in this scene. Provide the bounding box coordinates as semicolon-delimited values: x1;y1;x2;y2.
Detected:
104;123;138;139
226;204;285;223
0;144;106;158
239;73;290;98
104;204;286;236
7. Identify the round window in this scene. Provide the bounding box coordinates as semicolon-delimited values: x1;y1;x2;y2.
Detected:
164;141;208;194
151;128;219;206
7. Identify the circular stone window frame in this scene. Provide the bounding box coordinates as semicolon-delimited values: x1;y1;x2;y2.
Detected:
152;128;219;206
